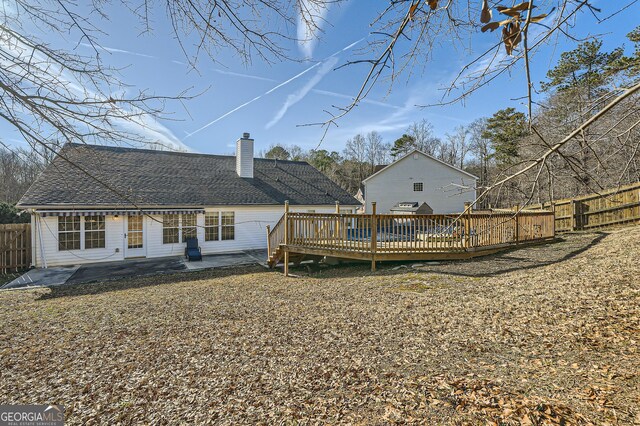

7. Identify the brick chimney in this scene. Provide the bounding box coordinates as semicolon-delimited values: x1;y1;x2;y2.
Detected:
236;132;254;178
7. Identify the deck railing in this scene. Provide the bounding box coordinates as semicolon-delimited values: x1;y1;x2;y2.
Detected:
289;213;471;253
469;211;554;248
267;203;555;274
266;214;286;257
284;210;554;253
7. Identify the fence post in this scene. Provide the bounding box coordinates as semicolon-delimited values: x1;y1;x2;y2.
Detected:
265;225;271;261
284;200;290;277
370;202;377;271
464;201;471;249
571;199;577;231
514;204;520;243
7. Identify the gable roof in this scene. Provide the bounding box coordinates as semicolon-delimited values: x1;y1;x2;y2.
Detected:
18;143;360;208
363;149;478;184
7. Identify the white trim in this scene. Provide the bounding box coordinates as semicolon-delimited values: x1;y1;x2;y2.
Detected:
36;214;47;268
362;149;478;183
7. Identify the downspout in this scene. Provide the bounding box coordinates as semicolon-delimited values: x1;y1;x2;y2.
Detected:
36;213;48;268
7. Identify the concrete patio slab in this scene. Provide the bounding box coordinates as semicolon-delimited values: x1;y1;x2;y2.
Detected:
66;257;186;285
2;249;269;290
184;249;268;271
2;265;80;289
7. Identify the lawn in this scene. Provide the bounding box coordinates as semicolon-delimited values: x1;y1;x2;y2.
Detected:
1;229;639;424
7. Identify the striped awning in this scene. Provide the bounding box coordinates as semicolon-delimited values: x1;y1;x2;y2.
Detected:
36;209;205;217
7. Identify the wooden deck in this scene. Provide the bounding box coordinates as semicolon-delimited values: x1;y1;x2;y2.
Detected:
266;202;555;274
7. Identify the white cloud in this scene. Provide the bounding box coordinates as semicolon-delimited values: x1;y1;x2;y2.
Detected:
266;56;339;129
2;35;189;152
297;0;331;59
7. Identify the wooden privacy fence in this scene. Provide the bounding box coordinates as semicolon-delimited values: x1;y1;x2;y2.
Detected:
267;202;555;273
0;223;31;274
528;182;640;232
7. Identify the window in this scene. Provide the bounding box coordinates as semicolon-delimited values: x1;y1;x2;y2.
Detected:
182;214;197;242
221;211;235;240
162;214;179;244
127;215;143;249
204;212;219;241
413;182;424;192
58;216;80;250
85;216;106;249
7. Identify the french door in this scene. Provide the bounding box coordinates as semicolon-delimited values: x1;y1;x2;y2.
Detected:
125;215;146;258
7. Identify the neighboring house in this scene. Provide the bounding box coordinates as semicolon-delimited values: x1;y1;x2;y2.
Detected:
361;149;477;214
17;134;359;267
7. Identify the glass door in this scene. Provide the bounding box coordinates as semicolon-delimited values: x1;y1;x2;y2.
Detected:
125;215;145;258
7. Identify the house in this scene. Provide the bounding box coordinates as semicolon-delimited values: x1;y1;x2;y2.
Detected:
389;201;434;215
17;134;360;267
361;149;477;214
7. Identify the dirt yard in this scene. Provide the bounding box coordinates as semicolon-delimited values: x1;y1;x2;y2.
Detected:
1;229;639;424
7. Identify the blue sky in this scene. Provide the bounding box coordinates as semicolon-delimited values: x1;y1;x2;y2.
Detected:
4;0;639;155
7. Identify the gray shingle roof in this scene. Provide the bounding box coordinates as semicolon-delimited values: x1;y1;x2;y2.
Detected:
18;143;360;208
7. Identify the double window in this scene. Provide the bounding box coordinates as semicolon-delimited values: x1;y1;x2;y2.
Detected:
58;215;105;251
204;211;235;241
162;213;230;244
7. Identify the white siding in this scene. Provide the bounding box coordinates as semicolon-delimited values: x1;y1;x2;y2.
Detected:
33;215;125;267
33;204;354;267
364;152;477;214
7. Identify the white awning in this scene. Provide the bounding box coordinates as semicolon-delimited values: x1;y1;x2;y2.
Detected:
36;209;205;217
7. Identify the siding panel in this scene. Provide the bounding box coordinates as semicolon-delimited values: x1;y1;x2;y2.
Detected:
365;153;476;214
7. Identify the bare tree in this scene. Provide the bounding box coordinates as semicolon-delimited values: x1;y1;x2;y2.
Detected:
443;125;471;169
406;119;441;156
364;131;390;170
2;0;639;209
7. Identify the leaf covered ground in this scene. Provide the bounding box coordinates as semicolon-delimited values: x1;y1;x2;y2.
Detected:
1;229;639;424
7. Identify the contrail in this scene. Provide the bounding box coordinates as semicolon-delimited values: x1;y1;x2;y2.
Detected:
266;56;339;129
185;37;366;138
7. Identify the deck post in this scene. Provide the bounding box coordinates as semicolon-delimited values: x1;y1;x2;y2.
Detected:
284;200;290;277
335;201;340;242
265;225;271;261
371;202;377;271
464;201;471;249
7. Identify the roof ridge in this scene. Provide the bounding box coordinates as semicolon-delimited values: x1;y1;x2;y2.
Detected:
66;143;311;164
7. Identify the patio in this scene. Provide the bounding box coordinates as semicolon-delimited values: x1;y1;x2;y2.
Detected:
1;249;267;290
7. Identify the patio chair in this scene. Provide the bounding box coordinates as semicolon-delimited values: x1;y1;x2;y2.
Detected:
185;237;202;261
